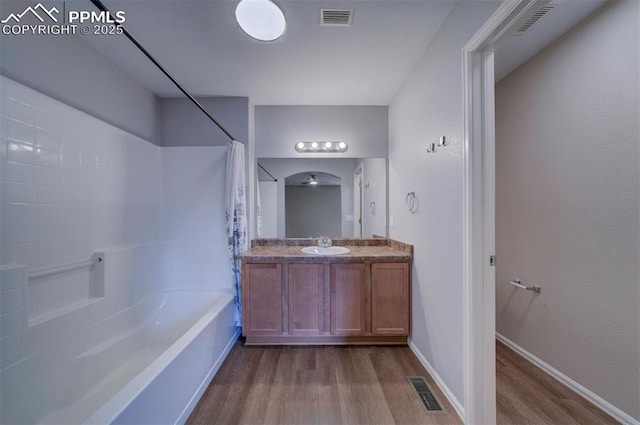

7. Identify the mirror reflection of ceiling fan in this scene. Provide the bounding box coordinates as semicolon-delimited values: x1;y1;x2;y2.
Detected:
301;174;318;185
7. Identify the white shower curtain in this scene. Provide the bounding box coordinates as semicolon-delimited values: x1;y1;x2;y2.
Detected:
225;140;248;326
256;173;263;237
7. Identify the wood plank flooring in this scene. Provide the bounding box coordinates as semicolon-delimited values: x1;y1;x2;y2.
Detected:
187;340;460;425
496;341;618;425
187;339;618;425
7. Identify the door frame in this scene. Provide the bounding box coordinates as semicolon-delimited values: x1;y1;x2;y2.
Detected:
462;1;550;423
353;166;363;237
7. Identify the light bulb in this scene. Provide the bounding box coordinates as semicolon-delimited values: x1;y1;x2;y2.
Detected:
338;142;346;150
325;142;332;149
297;142;304;149
311;142;318;149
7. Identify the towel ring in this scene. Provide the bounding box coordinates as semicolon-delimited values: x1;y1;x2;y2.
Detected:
406;192;418;213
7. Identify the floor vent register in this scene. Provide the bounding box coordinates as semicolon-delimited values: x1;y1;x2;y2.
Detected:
407;376;444;412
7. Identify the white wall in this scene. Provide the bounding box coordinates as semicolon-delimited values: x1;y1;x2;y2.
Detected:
161;147;231;288
255;106;388;158
257;158;357;238
495;1;639;420
388;1;500;408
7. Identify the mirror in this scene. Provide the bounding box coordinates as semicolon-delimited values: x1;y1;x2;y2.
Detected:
285;171;342;238
257;158;388;238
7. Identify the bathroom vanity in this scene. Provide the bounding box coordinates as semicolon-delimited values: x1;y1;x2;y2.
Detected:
239;239;412;345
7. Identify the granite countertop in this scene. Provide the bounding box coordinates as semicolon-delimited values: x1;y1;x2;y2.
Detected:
239;239;413;262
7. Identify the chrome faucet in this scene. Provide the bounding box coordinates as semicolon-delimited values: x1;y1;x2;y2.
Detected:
317;237;332;248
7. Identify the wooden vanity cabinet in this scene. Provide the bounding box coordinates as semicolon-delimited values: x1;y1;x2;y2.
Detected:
242;260;410;345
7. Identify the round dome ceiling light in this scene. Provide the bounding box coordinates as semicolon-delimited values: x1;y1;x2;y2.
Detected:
235;0;286;42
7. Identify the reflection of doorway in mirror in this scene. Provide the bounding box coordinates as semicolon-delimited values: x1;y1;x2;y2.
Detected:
285;171;342;238
353;167;363;237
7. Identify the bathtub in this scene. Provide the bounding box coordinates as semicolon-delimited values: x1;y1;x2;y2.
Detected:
4;288;239;425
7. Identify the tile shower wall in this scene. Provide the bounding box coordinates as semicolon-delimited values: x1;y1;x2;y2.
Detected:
0;76;162;368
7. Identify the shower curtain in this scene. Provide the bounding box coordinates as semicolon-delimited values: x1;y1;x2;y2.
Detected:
225;140;248;326
256;173;263;237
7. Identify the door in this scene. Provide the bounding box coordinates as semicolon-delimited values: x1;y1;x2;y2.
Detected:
371;262;409;335
243;263;283;335
288;263;323;335
330;263;366;335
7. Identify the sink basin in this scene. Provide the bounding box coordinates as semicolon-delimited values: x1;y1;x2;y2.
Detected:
301;246;351;255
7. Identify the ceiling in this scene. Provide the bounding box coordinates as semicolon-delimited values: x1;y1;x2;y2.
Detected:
285;171;341;186
81;0;606;105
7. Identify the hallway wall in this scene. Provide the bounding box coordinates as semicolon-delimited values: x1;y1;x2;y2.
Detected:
388;0;500;411
495;1;640;420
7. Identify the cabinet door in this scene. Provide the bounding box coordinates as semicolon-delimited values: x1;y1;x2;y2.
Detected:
371;262;409;335
330;263;366;335
288;263;323;335
243;263;282;335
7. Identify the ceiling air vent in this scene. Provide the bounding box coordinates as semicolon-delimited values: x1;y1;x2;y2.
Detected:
514;5;555;35
320;9;353;26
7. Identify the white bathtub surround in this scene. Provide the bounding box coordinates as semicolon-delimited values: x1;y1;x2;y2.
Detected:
0;265;27;368
225;140;248;324
3;281;236;424
0;77;239;424
1;243;239;424
0;76;163;269
87;289;237;425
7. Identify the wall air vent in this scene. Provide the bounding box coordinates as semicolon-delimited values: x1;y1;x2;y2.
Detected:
514;5;555;35
320;9;353;26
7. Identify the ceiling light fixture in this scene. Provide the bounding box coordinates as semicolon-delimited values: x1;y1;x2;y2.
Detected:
235;0;286;42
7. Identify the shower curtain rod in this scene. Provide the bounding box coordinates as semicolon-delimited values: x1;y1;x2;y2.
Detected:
88;0;236;144
257;163;278;182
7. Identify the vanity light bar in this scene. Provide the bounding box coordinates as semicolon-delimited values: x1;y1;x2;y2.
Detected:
295;141;348;153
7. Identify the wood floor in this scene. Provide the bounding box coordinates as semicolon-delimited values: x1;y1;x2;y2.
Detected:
187;340;461;425
496;341;618;425
187;339;618;425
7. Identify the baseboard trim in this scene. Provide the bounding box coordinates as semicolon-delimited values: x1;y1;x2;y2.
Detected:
496;333;639;425
407;338;465;422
